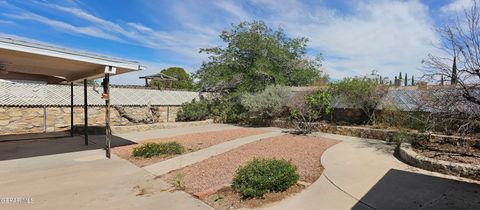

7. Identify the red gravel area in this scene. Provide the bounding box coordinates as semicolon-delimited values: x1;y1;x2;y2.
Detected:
112;128;268;167
162;134;338;194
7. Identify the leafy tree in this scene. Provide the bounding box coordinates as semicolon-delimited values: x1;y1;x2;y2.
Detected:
195;21;324;93
329;77;388;124
151;67;194;90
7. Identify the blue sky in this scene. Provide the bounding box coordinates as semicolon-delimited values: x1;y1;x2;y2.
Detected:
0;0;472;84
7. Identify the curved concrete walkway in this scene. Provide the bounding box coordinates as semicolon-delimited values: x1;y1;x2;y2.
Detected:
259;133;480;210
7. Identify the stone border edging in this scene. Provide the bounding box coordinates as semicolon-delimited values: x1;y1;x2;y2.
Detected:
268;120;474;145
399;143;480;181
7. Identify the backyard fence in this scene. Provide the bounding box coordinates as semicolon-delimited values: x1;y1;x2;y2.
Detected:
0;81;201;135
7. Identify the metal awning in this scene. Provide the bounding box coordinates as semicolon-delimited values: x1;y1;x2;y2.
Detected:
0;37;145;83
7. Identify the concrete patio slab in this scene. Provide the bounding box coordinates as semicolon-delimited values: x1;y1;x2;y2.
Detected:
0;145;212;210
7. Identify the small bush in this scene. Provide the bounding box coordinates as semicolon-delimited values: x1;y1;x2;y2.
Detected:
133;142;184;158
232;159;299;199
392;130;416;145
177;99;210;121
208;95;248;123
289;90;333;134
177;96;248;123
241;85;292;119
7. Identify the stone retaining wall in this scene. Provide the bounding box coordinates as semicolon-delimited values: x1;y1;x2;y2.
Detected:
0;106;180;135
269;120;474;145
399;143;480;181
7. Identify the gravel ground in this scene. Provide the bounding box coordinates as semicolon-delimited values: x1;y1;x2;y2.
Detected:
415;149;480;165
162;134;338;194
414;141;480;165
112;128;268;167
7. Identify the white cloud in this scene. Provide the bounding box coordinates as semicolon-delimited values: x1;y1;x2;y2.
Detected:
3;0;443;82
441;0;474;13
5;12;121;41
251;0;441;79
214;1;251;21
127;22;154;33
11;2;219;64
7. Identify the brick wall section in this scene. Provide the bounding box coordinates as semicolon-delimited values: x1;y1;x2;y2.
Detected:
0;106;180;135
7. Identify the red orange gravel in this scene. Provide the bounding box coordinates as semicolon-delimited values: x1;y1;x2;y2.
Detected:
112;128;268;167
162;134;339;194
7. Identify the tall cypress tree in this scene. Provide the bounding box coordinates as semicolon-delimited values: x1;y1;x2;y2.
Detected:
451;56;457;85
441;75;444;85
404;73;408;86
411;75;415;86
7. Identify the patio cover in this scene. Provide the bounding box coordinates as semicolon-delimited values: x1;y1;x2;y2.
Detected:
0;36;145;158
0;37;144;82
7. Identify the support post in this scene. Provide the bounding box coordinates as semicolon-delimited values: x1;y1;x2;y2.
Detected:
70;82;74;137
84;79;88;145
103;74;111;158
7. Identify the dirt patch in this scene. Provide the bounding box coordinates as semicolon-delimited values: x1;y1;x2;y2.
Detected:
162;134;338;209
112;128;268;167
413;140;480;165
205;184;304;209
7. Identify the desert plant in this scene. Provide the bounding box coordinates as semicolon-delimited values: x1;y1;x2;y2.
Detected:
392;130;417;145
176;99;210;121
132;142;184;158
376;104;428;132
241;85;292;119
208;95;249;123
172;173;186;190
232;158;299;199
290;90;333;133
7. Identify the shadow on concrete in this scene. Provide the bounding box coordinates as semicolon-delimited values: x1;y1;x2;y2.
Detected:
352;169;480;210
353;138;397;155
0;131;71;142
0;134;136;161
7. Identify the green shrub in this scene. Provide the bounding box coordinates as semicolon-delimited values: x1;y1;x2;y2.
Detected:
132;142;184;158
392;130;416;145
177;95;248;123
232;159;299;199
208;95;249;123
289;90;333;133
241;85;292;119
177;99;210;121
